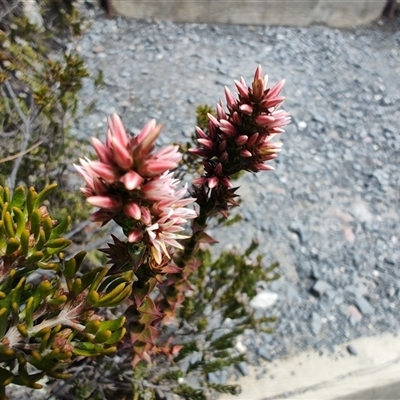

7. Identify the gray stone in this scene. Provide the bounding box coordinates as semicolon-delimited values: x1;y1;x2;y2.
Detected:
311;280;332;297
289;221;306;244
355;295;374;316
258;347;273;362
347;344;358;356
236;362;249;377
309;312;322;335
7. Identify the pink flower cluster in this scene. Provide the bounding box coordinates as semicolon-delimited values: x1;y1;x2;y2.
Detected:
75;114;196;265
190;65;290;189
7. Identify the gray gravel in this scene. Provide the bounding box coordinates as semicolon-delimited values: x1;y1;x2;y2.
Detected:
70;4;400;382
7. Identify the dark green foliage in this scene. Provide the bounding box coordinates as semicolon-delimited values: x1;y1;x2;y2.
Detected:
0;184;132;398
0;0;90;221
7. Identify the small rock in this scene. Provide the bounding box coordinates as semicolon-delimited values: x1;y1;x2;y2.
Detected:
92;44;105;53
347;344;358;356
309;312;322;335
312;112;326;123
355;295;374;315
311;280;332;297
297;121;307;131
236;362;249;376
289;221;306;244
207;372;220;384
235;339;247;354
384;256;396;266
347;305;362;325
258;347;273;362
343;226;355;243
250;291;278;309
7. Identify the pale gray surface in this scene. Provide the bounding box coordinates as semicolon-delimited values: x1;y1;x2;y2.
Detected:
220;332;400;400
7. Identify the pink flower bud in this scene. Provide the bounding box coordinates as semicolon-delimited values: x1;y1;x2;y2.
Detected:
239;104;253;115
91;137;113;164
268;79;286;98
255;115;275;126
87;195;121;210
111;137;133;170
240;149;253;158
224;86;236;108
128;229;143;243
140;207;152;225
235;135;248;146
234;79;249;99
207;177;219;189
120;170;143;190
124;202;142;220
108;114;130;148
198;138;214;150
88;161;119;183
207;113;220;128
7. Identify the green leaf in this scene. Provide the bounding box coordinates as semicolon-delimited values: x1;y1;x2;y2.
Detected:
17;323;29;338
73;342;101;357
42;217;53;241
25;297;34;329
88;267;108;291
5;238;20;255
97;274;122;292
45;238;69;248
47;295;67;306
79;267;105;294
73;251;86;270
97;316;126;332
30;209;42;240
0;345;15;358
104;328;126;345
0;367;14;386
87;290;99;305
1;202;9;222
0;221;5;251
10;186;26;210
0;307;9;338
12;207;26;237
43;241;71;256
11;277;26;306
96;282;132;307
37;280;52;298
3;212;15;238
63;257;76;279
71;278;82;297
33;230;46;252
84;320;100;334
49;216;70;240
26;187;37;218
26;251;44;263
94;330;112;344
34;183;57;209
2;188;10;205
20;229;30;256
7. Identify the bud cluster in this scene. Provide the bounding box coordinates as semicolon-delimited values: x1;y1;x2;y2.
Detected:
190;65;290;190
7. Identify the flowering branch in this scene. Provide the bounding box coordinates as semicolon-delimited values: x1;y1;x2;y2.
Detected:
177;65;290;270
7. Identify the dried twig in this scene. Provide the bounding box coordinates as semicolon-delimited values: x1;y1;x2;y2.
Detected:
0;0;21;22
0;140;43;164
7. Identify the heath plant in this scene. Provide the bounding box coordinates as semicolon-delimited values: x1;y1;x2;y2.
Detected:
0;65;290;399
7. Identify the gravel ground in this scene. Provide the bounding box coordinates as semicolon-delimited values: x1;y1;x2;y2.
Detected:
71;5;400;362
11;5;400;397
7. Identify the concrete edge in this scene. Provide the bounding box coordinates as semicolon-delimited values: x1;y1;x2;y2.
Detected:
112;0;387;29
219;332;400;400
